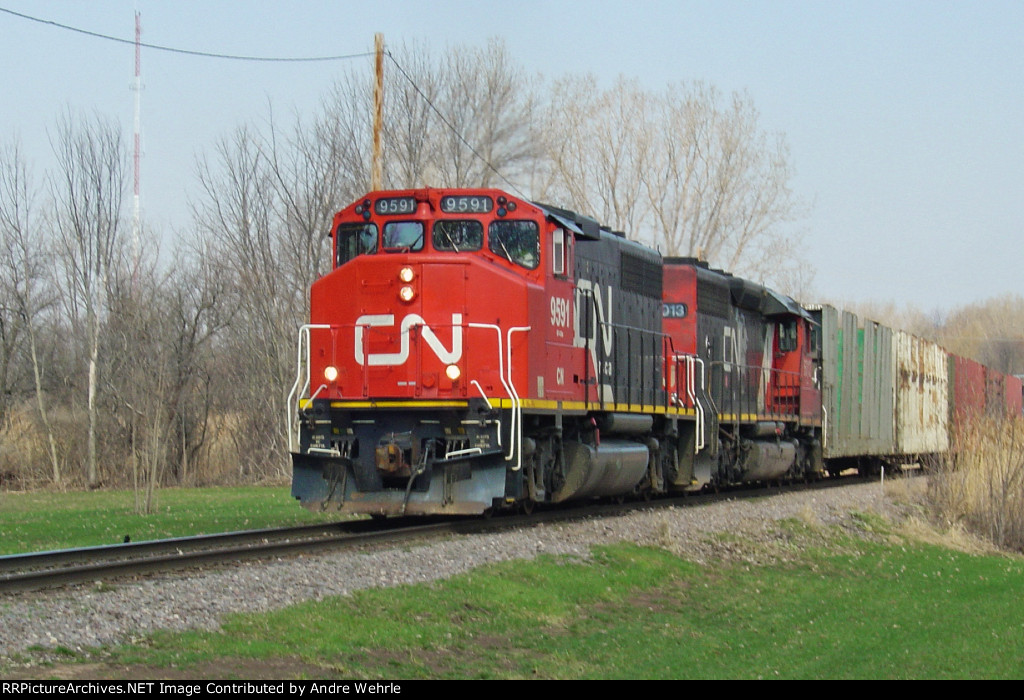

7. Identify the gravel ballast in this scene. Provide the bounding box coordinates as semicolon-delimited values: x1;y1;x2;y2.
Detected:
0;479;919;659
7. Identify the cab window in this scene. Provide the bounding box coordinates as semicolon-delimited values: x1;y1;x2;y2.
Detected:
778;321;798;353
382;221;424;251
809;322;821;353
336;223;377;267
488;220;539;269
552;228;566;275
433;220;483;252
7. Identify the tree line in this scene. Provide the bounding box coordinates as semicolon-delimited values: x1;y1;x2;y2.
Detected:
1;40;814;498
844;296;1024;377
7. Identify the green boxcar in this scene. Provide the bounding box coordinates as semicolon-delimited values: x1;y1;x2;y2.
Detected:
813;305;895;459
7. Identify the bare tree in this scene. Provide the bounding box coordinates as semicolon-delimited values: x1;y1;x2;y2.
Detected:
103;250;172;511
643;84;803;281
542;78;805;289
379;42;441;189
49;113;127;487
162;245;230;484
313;39;543;192
433;39;542;189
939;295;1024;375
262;103;364;293
0;144;29;430
0;140;61;483
99;240;226;508
192;127;295;476
542;75;653;235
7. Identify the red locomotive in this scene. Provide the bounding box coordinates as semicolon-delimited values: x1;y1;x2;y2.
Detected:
288;187;1022;516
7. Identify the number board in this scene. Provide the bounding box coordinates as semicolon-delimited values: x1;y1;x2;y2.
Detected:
662;303;688;319
440;196;493;214
374;197;416;215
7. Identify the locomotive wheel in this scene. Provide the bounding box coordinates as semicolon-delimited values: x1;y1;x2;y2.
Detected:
521;498;536;515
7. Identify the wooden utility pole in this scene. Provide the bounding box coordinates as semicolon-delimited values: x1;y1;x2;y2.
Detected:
372;32;384;190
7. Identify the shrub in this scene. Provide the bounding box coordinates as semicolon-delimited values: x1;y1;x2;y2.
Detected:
928;416;1024;552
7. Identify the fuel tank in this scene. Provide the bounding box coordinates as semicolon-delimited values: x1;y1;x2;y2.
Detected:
738;439;798;481
551;440;650;502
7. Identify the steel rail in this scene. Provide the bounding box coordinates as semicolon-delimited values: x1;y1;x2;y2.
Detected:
0;517;486;594
0;521;360;575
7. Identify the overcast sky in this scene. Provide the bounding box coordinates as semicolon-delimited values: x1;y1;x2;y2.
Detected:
1;0;1021;312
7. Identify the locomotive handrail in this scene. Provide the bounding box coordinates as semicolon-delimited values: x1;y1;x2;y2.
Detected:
308;383;328;404
506;325;531;472
469;381;493;411
664;352;708;454
469;379;502;450
287;323;332;453
677;354;706;453
444;447;484;459
694;357;707;450
707;360;804;422
290;320;522;461
575;291;667;408
468;322;526;470
662;335;686;412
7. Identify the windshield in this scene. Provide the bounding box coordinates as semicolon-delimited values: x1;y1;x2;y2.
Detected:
433;220;483;252
336;223;377;266
489;220;539;269
383;221;424;251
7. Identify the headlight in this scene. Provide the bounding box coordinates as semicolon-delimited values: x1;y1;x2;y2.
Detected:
399;266;414;283
399;285;415;302
445;364;461;381
324;366;339;382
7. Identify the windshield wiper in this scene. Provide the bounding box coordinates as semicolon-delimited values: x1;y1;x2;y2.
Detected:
439;227;459;252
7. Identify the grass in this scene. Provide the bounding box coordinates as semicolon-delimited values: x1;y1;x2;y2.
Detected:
9;514;1024;679
0;486;345;555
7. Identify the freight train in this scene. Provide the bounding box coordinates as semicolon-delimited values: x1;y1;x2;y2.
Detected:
288;187;1023;516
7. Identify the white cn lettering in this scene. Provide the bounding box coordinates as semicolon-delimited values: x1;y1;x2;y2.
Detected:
354;313;463;366
572;279;615;403
573;279;614;356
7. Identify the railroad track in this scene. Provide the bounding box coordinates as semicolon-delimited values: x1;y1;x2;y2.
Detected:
0;475;865;595
0;519;445;594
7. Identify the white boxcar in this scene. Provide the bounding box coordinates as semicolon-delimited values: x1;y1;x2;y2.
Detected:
895;330;949;457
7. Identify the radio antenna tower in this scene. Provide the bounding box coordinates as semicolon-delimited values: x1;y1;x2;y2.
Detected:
131;10;142;277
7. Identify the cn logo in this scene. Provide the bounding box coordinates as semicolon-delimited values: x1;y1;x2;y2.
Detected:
354;313;463;367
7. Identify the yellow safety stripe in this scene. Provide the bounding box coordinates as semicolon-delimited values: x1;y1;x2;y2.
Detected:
300;398;819;425
329;400;469;409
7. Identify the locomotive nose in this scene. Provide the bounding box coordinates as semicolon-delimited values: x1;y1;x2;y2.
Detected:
338;257;469;399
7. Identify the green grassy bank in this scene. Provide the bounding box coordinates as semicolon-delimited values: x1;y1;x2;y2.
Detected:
5;512;1023;680
0;486;340;555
